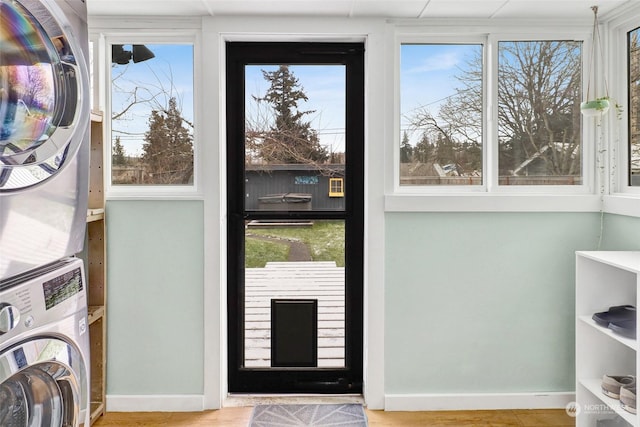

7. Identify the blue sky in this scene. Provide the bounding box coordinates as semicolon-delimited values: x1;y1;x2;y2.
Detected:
400;43;481;142
111;44;194;156
245;64;346;154
110;43;477;156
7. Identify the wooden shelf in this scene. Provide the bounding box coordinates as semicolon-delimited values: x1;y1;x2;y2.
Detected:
90;401;105;425
91;111;103;123
87;209;105;223
88;305;105;325
85;111;107;425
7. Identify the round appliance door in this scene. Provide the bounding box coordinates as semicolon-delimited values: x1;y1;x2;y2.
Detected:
0;0;89;191
0;337;88;427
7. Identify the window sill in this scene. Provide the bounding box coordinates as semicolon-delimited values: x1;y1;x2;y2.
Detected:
384;193;602;212
106;190;204;201
603;195;640;218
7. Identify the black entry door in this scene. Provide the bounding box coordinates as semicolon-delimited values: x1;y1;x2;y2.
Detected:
226;42;364;393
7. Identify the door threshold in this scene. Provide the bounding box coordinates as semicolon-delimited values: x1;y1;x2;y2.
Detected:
224;394;365;407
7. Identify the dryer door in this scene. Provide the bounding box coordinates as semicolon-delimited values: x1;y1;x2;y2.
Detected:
0;0;89;191
0;337;88;426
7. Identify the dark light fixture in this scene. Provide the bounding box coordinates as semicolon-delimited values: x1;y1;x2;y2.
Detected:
132;45;155;63
111;44;155;64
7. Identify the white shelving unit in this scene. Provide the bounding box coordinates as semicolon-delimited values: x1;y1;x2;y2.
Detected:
576;251;640;426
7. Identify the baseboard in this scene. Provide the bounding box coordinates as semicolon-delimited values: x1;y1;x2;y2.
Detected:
106;395;205;412
384;392;575;411
106;392;574;412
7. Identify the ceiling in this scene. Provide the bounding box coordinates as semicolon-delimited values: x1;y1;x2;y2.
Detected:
86;0;635;20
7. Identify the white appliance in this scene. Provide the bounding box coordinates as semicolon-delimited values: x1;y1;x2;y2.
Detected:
0;0;90;280
0;257;90;426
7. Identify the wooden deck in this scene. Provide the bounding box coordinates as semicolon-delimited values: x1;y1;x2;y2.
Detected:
244;261;345;368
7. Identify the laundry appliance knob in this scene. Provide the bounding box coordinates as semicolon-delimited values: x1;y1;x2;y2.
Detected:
0;303;20;335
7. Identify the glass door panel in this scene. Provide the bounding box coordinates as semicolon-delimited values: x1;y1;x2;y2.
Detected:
227;42;363;393
242;62;347;370
244;220;345;368
244;64;346;213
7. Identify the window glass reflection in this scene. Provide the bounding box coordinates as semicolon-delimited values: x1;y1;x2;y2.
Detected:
630;28;640;186
110;44;194;185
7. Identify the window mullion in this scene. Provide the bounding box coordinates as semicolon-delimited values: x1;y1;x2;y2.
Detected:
486;35;498;193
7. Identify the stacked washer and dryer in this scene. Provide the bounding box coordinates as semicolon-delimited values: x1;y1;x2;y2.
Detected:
0;0;92;425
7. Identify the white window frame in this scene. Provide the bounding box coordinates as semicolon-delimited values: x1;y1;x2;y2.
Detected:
395;34;487;194
610;10;640;197
388;25;601;212
489;33;593;195
597;3;640;218
96;30;202;199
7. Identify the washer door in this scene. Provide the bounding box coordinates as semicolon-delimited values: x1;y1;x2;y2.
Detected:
0;337;88;427
0;0;89;191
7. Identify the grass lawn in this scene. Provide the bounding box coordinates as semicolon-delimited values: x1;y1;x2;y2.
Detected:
245;238;289;268
246;220;345;267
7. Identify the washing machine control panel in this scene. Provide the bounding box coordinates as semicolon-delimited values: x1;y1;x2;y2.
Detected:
0;303;20;335
41;265;84;311
0;259;86;341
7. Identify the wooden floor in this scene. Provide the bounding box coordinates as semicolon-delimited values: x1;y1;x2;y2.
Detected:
97;262;575;426
93;408;575;426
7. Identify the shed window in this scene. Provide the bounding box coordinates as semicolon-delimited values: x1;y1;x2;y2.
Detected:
329;178;344;197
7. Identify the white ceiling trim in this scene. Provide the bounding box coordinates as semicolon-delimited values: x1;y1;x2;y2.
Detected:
86;0;634;20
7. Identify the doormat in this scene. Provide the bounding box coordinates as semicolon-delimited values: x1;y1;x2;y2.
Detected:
248;403;367;426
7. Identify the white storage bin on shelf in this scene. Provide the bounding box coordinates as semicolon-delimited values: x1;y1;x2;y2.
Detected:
576;251;640;427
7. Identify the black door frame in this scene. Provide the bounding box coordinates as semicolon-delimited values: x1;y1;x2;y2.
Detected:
226;42;364;394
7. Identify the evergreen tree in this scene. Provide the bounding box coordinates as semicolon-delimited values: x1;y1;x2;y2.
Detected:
413;132;431;163
112;136;126;166
400;131;413;163
435;133;456;166
254;65;328;164
141;97;193;184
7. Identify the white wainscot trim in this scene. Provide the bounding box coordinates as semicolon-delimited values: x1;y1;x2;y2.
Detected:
385;194;601;213
384;392;575;411
107;395;205;412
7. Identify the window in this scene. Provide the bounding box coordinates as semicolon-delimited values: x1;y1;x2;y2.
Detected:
329;178;344;197
400;44;483;186
109;43;194;186
630;27;640;187
497;41;582;186
399;38;583;190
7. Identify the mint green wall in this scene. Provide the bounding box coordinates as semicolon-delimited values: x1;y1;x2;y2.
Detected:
601;213;640;250
105;200;204;395
103;203;635;396
385;212;600;394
